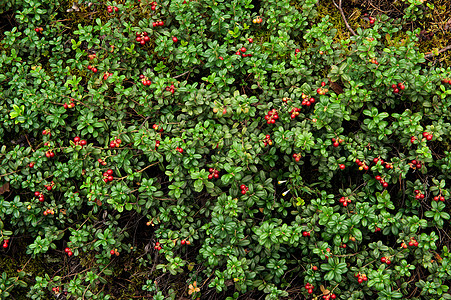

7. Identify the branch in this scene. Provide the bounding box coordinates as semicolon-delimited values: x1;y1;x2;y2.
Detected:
424;45;451;58
332;0;357;36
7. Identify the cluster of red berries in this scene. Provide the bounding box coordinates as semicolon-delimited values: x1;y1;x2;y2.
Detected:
45;150;55;158
235;47;252;57
375;175;389;188
155;140;160;149
51;287;60;294
42;129;51;136
64;247;73;257
410;159;422;170
180;239;191;245
110;249;119;256
165;84;176;94
391;82;405;94
304;282;314;294
2;239;9;248
264;109;279;124
103;169;114;183
339;196;351;207
109;138;122;148
152;21;164;27
290;107;301;119
302;231;311;237
263;134;273;146
331;137;344;147
414;189;425;200
34;27;44;33
149;1;158;10
373;157;393;169
364;13;375;25
139;74;151;86
73;136;87;147
97;158;107;166
87;65;98;73
374;226;381;232
441;78;451;84
422;131;433;141
176;147;184;153
433;194;445;201
34;191;45;202
355;159;369;171
401;237;419;248
103;72;113;80
370;58;379;65
107;5;119;13
43;209;54;216
355;272;368;283
153;124;164;132
136;32;150;45
252;16;263;24
322;293;337;299
208;168;220;180
293;153;301;162
154;242;162;251
317;82;329;95
240;184;249;195
63;98;75;109
294;48;300;57
301;93;315;106
44;181;55;191
380;256;391;265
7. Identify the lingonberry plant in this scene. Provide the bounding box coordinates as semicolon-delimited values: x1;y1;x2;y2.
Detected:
1;0;451;299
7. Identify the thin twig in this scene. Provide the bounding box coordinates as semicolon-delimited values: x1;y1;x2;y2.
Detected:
332;0;357;36
424;45;451;58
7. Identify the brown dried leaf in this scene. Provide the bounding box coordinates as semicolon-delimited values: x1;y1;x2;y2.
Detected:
0;182;10;195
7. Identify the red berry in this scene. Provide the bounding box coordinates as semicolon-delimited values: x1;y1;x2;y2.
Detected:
80;140;87;146
386;260;391;265
240;184;246;190
158;21;164;26
110;250;115;255
214;173;219;179
241;190;246;195
312;266;317;271
107;169;113;175
67;251;73;256
307;289;313;294
39;196;44;202
339;164;345;170
358;278;363;283
440;196;445;201
35;191;40;197
181;240;186;245
92;67;97;73
172;36;178;43
375;175;381;180
333;142;339;147
382;182;388;188
240;47;247;53
426;135;432;141
208;174;213;180
248;38;253;43
107;176;113;182
321;81;326;87
381;257;386;263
